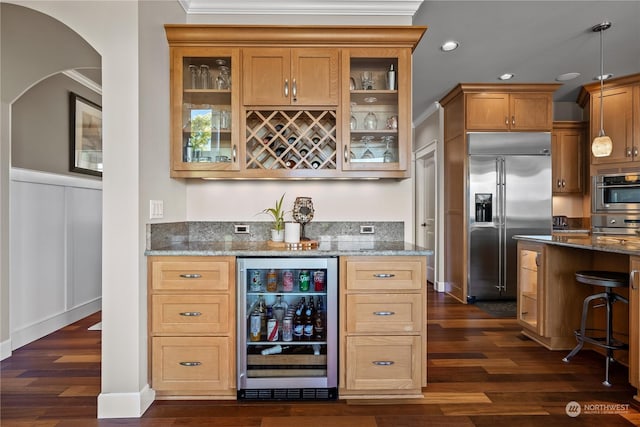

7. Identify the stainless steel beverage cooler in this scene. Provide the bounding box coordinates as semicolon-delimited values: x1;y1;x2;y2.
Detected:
236;257;338;400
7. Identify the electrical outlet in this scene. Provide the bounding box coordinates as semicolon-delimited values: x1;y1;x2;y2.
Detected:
234;224;250;234
149;200;164;219
360;225;375;234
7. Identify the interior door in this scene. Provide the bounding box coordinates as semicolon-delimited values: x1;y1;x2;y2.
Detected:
415;152;436;283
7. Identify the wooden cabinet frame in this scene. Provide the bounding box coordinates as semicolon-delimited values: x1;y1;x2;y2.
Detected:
165;25;425;179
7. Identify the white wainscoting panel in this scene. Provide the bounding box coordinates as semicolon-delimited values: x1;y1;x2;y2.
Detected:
9;168;102;353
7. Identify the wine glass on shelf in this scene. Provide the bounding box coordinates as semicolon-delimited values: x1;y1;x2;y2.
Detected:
360;136;374;159
382;136;395;163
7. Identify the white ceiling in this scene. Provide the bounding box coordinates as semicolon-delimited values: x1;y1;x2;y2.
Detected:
179;0;640;120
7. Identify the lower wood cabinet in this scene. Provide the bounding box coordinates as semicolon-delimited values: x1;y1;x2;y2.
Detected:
148;256;236;398
339;256;426;398
345;335;421;391
152;336;232;392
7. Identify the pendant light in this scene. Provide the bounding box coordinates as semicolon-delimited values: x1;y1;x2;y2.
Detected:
591;21;613;158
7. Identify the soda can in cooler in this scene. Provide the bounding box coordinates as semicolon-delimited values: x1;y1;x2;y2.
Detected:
299;270;310;292
282;316;293;342
249;311;261;342
313;270;325;292
267;318;279;341
282;270;294;292
250;270;262;292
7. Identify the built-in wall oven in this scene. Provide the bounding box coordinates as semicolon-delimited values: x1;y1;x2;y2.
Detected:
593;173;640;213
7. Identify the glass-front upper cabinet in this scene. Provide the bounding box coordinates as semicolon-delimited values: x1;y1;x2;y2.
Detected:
342;48;411;175
170;48;240;176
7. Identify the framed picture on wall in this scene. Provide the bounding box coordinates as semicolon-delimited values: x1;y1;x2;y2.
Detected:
69;92;102;176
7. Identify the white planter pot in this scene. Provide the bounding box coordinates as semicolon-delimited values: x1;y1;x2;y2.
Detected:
271;228;284;242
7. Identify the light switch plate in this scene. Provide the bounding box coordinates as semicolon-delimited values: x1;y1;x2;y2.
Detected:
149;200;164;219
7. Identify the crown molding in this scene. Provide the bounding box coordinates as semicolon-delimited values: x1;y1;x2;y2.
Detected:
178;0;424;16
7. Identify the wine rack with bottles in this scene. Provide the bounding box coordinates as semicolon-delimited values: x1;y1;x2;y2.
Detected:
245;110;337;171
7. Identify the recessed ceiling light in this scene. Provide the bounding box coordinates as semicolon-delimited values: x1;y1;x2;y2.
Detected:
498;73;514;81
441;40;459;52
594;73;614;81
556;72;581;81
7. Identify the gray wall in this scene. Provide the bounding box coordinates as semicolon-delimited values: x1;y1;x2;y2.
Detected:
12;73;101;177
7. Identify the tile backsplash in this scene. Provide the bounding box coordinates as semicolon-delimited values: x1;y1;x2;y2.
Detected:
147;221;404;249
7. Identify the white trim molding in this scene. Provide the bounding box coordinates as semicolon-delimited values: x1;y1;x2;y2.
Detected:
63;70;102;96
179;0;424;16
97;385;156;418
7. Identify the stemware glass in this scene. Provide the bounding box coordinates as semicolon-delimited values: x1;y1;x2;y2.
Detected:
216;66;230;90
361;136;374;159
364;111;377;130
382;136;395;163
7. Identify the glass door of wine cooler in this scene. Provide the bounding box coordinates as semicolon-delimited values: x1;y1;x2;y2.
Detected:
237;257;338;400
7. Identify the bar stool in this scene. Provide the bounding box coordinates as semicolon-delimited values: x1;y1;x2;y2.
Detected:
562;270;629;386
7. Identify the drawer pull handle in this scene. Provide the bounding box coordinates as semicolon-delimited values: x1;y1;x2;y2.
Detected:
179;311;202;317
373;361;394;366
373;273;395;278
179;361;202;367
179;274;202;279
373;311;395;316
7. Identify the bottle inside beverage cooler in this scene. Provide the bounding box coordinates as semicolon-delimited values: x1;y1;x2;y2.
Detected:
237;257;338;400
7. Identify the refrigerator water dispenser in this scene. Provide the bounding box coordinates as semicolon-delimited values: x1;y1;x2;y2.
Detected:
475;193;492;222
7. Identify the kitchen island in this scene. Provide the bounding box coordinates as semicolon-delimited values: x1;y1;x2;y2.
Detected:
514;234;639;401
145;225;431;401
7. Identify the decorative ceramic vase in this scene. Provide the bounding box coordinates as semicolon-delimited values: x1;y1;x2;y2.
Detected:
271;228;284;242
292;197;314;241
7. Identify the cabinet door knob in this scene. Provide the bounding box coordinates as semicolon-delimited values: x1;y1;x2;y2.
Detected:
556;179;562;188
562;179;566;188
372;361;394;366
344;146;349;162
634;147;639;157
627;147;633;157
179;361;202;367
292;78;297;100
179;311;202;317
232;144;237;163
179;274;202;279
632;270;638;290
284;79;289;97
511;116;515;126
505;116;509;126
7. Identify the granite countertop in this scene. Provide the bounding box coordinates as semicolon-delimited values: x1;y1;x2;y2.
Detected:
514;234;640;256
145;240;432;257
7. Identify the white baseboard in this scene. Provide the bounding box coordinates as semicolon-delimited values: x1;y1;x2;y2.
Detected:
10;299;101;351
98;384;156;418
434;280;446;293
1;338;12;361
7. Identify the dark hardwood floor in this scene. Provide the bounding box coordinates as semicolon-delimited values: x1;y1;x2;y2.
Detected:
2;288;639;426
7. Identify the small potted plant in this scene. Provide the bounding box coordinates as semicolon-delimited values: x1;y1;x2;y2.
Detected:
261;193;286;242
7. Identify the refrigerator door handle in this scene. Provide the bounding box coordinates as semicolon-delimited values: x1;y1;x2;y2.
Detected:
496;157;507;293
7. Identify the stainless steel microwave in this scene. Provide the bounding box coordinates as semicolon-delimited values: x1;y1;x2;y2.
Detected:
593;173;640;213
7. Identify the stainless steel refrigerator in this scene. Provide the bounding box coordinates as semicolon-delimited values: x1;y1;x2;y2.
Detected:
467;132;552;302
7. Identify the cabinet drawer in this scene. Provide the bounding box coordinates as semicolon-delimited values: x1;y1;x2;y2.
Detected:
346;335;421;390
152;294;231;334
345;258;423;291
346;293;422;333
152;336;232;391
151;259;232;291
